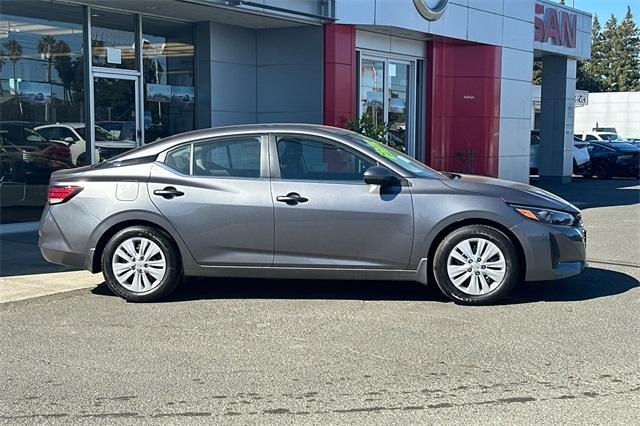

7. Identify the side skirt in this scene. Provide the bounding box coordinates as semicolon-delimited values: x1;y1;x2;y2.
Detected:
185;260;429;286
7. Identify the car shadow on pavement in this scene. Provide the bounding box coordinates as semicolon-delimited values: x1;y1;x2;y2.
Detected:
503;266;639;304
91;266;638;304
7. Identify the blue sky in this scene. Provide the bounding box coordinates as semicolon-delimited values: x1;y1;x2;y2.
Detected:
563;0;639;22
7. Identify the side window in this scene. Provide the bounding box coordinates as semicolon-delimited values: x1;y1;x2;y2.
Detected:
59;127;79;141
276;136;375;181
585;135;598;141
38;127;58;140
164;144;192;175
193;137;261;178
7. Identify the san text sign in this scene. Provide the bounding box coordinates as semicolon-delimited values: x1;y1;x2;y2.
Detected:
534;3;577;48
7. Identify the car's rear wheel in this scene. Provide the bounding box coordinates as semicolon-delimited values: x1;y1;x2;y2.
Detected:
102;226;182;302
432;225;520;305
595;162;612;179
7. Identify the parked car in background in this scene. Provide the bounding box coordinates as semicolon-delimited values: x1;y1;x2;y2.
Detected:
40;124;587;306
0;121;71;184
36;123;136;165
575;131;621;142
578;141;640;179
530;130;590;174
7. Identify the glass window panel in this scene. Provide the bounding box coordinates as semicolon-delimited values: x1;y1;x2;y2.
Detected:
142;17;194;144
165;144;191;175
91;10;137;70
359;58;385;127
277;136;375;181
388;62;410;153
193;137;261;178
0;0;85;223
93;76;137;161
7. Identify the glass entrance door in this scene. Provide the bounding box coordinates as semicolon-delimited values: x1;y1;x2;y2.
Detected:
92;73;140;162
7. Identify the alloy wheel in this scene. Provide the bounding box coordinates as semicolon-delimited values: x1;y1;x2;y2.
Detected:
446;237;507;296
111;237;167;293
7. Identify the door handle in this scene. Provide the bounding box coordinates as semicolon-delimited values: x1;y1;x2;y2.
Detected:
276;192;308;205
153;186;184;199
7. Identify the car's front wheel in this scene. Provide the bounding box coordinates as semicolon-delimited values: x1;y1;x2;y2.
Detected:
432;225;520;305
102;226;182;302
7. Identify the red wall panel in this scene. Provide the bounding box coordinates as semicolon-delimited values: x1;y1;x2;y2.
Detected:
426;38;502;177
323;24;356;128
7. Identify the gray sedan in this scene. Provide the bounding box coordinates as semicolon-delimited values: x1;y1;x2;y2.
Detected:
39;124;586;305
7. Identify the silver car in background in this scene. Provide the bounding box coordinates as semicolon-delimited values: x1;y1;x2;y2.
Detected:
39;124;587;305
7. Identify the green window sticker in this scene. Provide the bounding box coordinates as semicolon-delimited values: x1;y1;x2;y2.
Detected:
365;140;397;161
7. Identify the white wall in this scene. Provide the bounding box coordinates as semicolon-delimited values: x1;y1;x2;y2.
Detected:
574;92;640;139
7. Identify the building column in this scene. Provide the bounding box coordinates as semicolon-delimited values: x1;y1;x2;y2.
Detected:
194;21;213;129
323;24;356;128
539;55;577;183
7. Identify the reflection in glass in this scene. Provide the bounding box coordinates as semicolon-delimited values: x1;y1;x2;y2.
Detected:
142;18;194;144
0;1;85;223
360;58;385;127
93;77;137;161
91;10;137;70
388;62;409;152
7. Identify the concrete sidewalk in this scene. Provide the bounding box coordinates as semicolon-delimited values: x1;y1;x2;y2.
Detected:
0;271;102;304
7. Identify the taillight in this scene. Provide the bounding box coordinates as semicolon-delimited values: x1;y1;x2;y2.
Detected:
47;185;83;205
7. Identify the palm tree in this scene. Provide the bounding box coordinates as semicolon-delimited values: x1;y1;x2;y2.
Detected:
0;48;6;95
3;39;23;116
37;35;57;84
52;40;72;102
3;39;22;91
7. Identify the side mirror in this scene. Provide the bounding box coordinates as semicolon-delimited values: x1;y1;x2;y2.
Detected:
364;166;399;186
63;137;75;143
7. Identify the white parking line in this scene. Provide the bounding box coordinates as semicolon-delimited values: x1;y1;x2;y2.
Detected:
0;271;103;304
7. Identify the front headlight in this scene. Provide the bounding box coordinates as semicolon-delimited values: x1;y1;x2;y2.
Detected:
512;205;577;226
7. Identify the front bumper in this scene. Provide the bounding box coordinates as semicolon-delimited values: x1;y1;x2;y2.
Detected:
511;219;587;282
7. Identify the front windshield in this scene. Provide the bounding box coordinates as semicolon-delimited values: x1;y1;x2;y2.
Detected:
600;134;619;141
75;126;118;142
345;133;444;178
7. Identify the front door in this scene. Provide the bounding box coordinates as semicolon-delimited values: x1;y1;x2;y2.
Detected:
92;73;141;161
148;135;274;266
270;134;414;269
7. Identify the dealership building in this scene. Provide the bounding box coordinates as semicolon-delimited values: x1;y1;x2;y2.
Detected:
0;0;592;224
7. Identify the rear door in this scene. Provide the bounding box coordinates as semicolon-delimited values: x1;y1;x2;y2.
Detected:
269;134;414;269
149;135;274;266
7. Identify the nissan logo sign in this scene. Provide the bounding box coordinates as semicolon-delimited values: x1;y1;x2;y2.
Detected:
413;0;449;21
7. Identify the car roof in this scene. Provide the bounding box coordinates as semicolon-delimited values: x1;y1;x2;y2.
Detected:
112;124;354;161
36;122;84;128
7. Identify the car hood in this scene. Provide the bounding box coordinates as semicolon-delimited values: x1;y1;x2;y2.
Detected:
440;174;579;213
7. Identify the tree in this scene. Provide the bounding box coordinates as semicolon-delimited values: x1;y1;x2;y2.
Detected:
615;6;640;90
577;14;605;92
532;61;543;85
599;9;640;91
3;39;22;91
0;48;5;95
3;39;23;116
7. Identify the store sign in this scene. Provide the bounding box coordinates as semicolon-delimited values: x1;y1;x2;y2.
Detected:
413;0;449;21
534;2;577;48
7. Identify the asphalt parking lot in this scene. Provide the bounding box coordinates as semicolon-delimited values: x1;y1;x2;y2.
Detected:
1;178;639;424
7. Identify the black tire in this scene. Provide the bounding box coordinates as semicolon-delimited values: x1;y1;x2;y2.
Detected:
76;153;87;167
432;225;520;305
102;226;182;302
595;162;612;179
